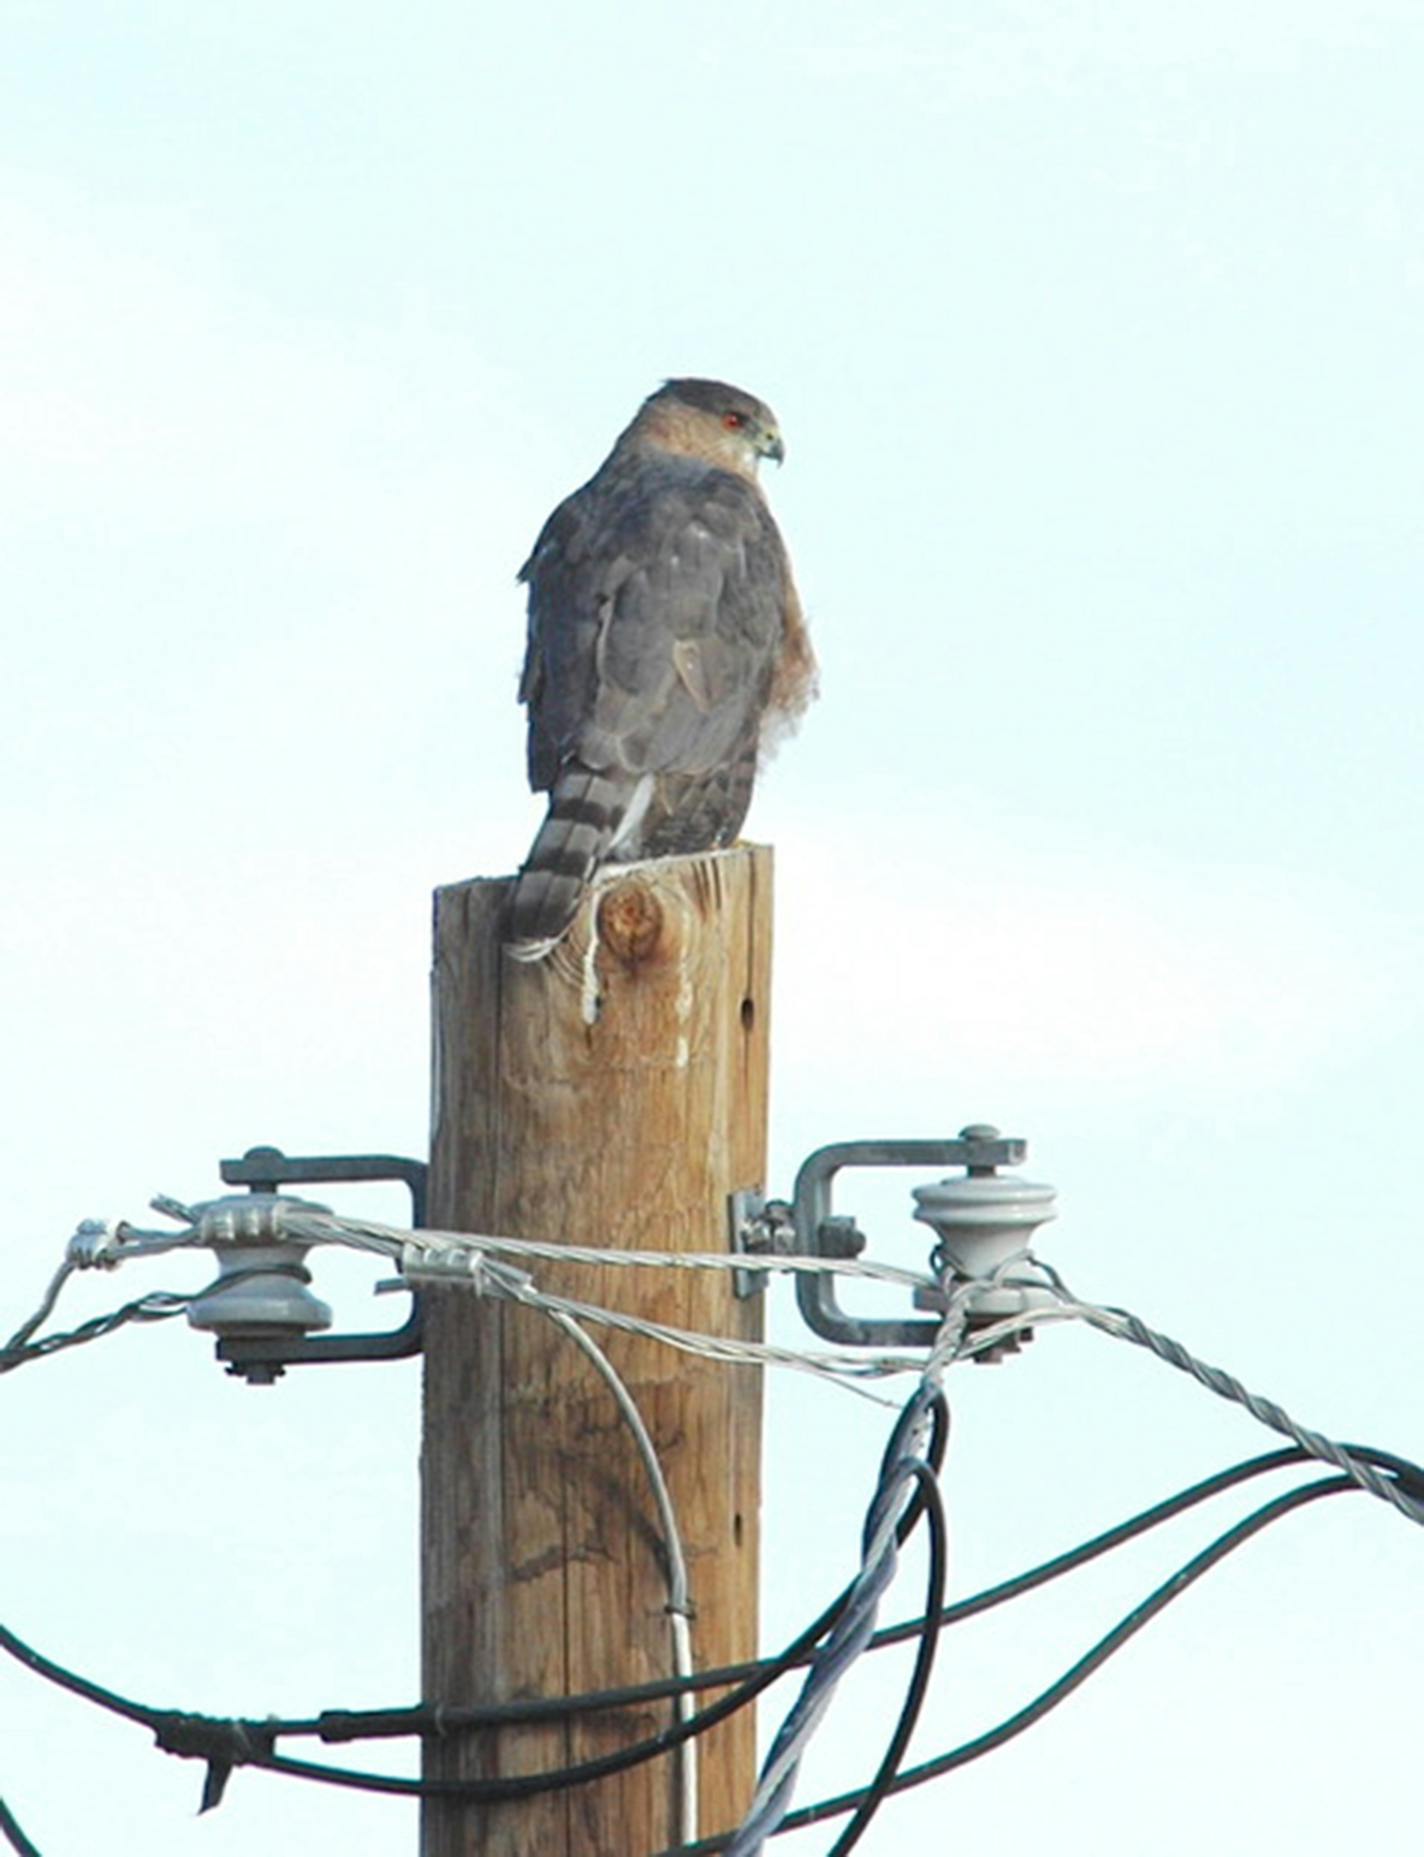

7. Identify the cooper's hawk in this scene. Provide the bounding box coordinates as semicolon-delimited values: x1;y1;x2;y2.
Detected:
507;377;815;958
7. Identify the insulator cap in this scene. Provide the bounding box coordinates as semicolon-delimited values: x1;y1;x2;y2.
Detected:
911;1175;1058;1315
185;1192;334;1339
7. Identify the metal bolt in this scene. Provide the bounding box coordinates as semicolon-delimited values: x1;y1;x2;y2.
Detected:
959;1123;1003;1178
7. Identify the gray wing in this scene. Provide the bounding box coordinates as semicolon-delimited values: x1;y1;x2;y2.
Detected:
518;455;788;795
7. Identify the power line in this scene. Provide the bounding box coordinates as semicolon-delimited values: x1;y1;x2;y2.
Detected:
657;1474;1361;1854
276;1440;1414;1740
0;1402;954;1811
5;1442;1416;1822
0;1795;41;1857
1064;1285;1424;1526
725;1376;953;1856
6;1200;1423;1847
824;1460;946;1857
544;1306;700;1846
0;1291;191;1373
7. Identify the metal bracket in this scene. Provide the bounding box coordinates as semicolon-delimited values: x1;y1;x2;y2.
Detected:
791;1130;1027;1348
728;1191;798;1297
212;1146;428;1382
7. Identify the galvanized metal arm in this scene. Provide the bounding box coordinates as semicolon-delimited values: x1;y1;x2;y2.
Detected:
732;1124;1058;1358
204;1146;427;1384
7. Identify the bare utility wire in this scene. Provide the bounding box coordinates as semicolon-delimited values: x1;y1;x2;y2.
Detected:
288;1209;936;1293
3;1260;76;1355
11;1197;1421;1533
546;1308;699;1845
722;1278;977;1857
1;1212;205;1374
7;1193;1424;1847
1036;1270;1424;1529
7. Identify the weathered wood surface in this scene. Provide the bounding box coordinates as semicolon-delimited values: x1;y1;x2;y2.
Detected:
422;845;771;1856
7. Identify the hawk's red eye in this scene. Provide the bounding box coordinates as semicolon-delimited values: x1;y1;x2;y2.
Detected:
723;412;744;429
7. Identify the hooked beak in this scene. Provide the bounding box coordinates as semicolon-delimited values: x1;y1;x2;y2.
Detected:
760;428;786;466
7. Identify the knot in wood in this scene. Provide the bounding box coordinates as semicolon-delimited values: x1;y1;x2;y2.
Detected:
597;879;665;968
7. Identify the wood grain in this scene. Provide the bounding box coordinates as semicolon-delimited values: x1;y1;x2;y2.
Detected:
422;845;771;1855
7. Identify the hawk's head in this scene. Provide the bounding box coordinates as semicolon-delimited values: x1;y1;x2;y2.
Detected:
633;377;785;477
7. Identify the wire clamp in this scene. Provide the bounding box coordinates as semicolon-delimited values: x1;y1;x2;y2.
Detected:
398;1242;534;1299
151;1710;275;1813
728;1192;802;1297
64;1218;127;1269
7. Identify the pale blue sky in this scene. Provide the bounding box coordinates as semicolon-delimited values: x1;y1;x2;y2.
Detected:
3;5;1422;1853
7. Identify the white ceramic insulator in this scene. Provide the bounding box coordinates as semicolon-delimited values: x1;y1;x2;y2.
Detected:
185;1243;335;1336
911;1175;1059;1315
185;1193;334;1337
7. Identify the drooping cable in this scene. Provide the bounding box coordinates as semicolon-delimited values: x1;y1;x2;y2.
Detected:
4;1444;1417;1822
239;1401;952;1806
283;1439;1396;1739
0;1403;950;1812
786;1474;1364;1837
9;1186;1424;1838
723;1294;968;1857
1057;1280;1424;1527
0;1796;41;1857
824;1459;947;1857
657;1472;1364;1854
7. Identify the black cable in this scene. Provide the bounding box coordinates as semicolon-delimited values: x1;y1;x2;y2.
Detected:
0;1797;41;1857
5;1440;1417;1814
299;1438;1417;1742
253;1464;1411;1819
0;1467;1356;1857
793;1474;1357;1835
906;1439;1423;1644
826;1460;947;1857
0;1613;801;1807
292;1439;1392;1739
0;1624;154;1730
0;1293;190;1374
660;1474;1356;1853
724;1379;949;1855
208;1396;957;1806
0;1410;951;1808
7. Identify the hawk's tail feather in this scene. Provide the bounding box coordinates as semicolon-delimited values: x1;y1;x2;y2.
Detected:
506;766;639;960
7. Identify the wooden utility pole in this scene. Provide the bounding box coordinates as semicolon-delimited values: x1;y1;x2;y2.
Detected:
423;845;771;1855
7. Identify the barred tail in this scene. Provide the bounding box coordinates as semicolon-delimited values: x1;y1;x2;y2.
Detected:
506;765;641;961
